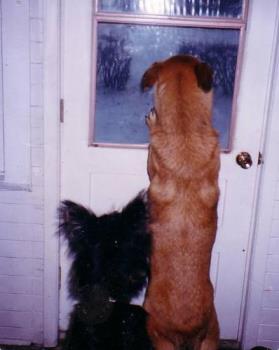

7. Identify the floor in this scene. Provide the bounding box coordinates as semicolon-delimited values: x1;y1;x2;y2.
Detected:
0;346;60;350
0;340;241;350
2;346;269;350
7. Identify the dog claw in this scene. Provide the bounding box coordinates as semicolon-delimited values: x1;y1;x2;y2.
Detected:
145;107;157;127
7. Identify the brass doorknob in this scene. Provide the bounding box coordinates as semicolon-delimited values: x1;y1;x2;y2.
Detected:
236;152;253;169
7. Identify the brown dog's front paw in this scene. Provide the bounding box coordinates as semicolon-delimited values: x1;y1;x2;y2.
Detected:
145;107;157;128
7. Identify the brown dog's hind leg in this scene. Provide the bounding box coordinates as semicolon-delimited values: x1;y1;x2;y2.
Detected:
153;337;175;350
147;316;175;350
200;308;219;350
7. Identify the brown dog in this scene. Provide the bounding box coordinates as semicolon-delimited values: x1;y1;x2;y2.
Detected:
141;55;220;350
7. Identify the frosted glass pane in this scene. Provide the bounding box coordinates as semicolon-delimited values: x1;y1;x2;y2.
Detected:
93;23;239;149
98;0;243;18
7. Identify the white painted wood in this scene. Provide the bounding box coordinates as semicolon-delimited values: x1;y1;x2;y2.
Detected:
60;0;279;342
42;0;61;346
211;0;279;340
261;309;279;325
0;312;33;328
30;0;43;19
258;325;279;342
271;219;279;237
0;275;42;294
0;203;43;224
0;240;43;259
264;273;279;291
0;293;42;312
0;0;45;345
0;257;43;277
0;2;4;178
0;308;43;344
242;3;279;348
0;0;31;187
267;255;279;273
0;189;43;204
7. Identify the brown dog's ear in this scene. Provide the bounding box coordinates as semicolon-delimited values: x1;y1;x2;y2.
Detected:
194;62;213;92
141;62;162;91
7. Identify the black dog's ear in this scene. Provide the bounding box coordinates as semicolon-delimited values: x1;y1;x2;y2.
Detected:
59;200;98;249
194;62;213;92
141;62;162;92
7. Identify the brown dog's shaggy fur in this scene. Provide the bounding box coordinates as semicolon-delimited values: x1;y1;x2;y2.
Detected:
141;55;220;350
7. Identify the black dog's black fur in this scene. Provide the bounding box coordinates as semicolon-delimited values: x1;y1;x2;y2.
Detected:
59;191;153;350
62;302;152;350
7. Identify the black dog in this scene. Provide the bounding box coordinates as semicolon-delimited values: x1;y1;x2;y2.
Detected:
59;191;153;350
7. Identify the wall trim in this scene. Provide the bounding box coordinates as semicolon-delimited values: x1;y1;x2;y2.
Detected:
43;0;61;346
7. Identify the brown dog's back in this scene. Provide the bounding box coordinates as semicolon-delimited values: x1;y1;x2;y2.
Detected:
142;55;220;350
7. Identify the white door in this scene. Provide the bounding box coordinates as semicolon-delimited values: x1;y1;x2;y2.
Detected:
60;0;278;341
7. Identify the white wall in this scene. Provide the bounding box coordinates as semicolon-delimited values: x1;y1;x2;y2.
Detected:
0;0;45;345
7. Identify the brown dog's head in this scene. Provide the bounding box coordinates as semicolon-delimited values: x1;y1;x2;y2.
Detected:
141;55;213;93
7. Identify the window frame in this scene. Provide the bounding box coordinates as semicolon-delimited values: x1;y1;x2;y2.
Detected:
89;0;249;152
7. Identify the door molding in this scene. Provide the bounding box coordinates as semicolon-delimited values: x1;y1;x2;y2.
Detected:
43;0;61;346
242;1;279;348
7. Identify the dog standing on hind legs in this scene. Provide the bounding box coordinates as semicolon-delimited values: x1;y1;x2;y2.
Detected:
141;55;220;350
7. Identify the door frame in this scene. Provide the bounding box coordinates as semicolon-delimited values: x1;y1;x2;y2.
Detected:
43;0;61;346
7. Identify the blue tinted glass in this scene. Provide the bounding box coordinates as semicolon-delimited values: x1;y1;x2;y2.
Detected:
98;0;243;18
94;23;239;149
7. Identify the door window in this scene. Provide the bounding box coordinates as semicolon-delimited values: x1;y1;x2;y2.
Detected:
91;0;247;150
98;0;243;18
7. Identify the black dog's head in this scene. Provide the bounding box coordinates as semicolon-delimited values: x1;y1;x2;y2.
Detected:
59;191;150;304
